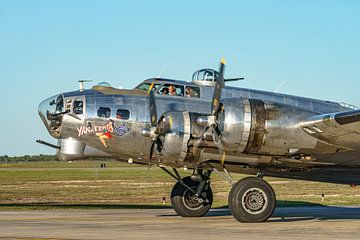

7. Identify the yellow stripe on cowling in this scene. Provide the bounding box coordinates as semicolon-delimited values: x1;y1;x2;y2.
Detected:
221;151;226;166
147;82;155;94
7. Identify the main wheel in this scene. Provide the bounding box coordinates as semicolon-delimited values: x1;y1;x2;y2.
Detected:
171;176;213;217
228;177;276;223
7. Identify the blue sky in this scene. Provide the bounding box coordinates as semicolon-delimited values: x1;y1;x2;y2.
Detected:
1;0;360;156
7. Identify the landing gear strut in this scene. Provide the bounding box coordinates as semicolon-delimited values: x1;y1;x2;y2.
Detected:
164;168;213;217
228;177;276;222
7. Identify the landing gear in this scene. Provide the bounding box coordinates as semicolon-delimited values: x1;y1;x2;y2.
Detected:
228;177;276;222
158;167;213;217
170;175;213;217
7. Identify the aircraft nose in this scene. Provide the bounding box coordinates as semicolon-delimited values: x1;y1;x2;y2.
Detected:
38;94;65;138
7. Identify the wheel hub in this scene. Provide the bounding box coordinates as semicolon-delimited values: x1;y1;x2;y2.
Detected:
183;189;203;210
241;188;268;215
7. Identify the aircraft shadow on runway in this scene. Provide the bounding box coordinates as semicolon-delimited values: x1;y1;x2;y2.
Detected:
158;201;360;222
1;201;359;222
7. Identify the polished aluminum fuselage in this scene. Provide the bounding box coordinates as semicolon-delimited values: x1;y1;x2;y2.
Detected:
39;78;360;184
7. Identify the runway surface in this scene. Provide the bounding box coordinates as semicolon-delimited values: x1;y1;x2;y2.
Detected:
0;206;359;240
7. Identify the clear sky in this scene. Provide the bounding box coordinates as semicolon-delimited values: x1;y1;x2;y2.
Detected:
1;0;360;156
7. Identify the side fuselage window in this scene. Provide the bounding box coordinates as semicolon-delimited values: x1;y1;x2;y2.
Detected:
116;109;130;120
185;86;200;98
73;100;84;114
97;107;111;118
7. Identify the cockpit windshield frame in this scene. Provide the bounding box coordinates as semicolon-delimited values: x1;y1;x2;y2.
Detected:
135;81;200;99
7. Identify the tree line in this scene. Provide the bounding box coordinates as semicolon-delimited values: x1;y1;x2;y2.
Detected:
0;155;116;163
0;154;57;163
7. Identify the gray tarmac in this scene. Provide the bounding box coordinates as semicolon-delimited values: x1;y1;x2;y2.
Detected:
0;206;359;240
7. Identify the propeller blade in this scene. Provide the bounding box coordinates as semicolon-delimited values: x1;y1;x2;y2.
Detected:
149;89;158;127
148;140;156;170
220;150;226;166
211;58;226;116
212;126;222;144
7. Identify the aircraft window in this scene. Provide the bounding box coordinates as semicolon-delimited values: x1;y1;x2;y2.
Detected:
192;69;218;82
55;95;64;113
136;83;151;91
136;83;161;92
157;84;184;97
203;70;216;81
116;109;130;120
97;107;111;118
73;100;83;115
185;86;200;98
151;84;161;93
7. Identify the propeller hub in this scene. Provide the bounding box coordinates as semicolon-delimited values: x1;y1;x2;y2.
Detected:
196;116;209;126
207;116;217;127
197;115;218;128
141;127;158;139
141;128;151;138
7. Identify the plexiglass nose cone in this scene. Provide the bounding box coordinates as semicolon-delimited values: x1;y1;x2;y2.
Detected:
38;94;64;138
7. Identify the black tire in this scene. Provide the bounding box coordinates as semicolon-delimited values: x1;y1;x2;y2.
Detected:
228;177;276;223
171;176;213;217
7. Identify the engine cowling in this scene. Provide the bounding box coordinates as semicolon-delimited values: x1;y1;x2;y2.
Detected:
217;98;317;155
153;111;192;164
150;98;319;165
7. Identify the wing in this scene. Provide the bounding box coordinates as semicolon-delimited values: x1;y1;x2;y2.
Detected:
299;109;360;150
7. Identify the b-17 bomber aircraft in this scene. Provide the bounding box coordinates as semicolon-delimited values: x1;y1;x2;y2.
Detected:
38;59;360;223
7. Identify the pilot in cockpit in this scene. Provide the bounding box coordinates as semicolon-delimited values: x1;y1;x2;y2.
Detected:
168;85;177;96
160;87;169;95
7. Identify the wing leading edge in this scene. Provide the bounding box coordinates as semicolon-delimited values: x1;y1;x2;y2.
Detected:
299;109;360;151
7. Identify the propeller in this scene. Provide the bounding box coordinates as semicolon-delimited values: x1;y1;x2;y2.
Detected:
146;89;165;169
208;58;226;144
210;59;228;166
194;59;227;166
144;59;227;168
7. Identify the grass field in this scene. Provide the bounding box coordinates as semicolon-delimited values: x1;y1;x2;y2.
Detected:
0;160;359;210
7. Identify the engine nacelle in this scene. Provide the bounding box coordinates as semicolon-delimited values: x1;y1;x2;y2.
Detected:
153;98;320;166
156;111;191;164
218;98;317;155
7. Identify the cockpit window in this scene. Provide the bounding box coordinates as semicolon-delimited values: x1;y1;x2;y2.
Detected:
157;84;184;97
116;109;130;120
136;82;188;97
73;100;83;115
136;83;151;91
185;86;200;98
97;107;111;118
136;83;161;92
